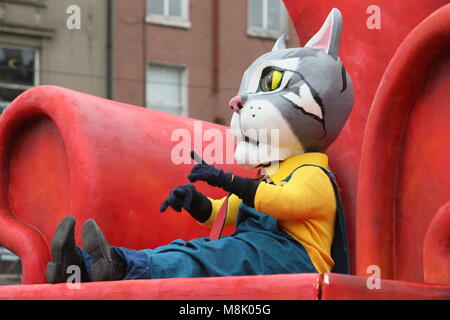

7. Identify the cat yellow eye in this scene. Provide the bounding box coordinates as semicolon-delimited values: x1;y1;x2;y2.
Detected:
260;69;284;92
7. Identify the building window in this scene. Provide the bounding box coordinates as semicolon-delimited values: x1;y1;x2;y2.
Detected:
146;0;191;29
0;46;38;113
146;63;187;116
0;247;21;285
247;0;288;39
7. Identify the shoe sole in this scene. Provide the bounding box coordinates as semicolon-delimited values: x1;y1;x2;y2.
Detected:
82;219;114;281
46;215;76;284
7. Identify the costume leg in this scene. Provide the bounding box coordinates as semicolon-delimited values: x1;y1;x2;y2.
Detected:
114;229;317;280
78;205;317;281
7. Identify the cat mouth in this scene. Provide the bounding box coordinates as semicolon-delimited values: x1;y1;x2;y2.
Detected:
243;134;271;168
241;135;272;168
257;162;272;168
243;134;259;146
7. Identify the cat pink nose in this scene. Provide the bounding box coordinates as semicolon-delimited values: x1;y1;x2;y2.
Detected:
229;95;244;113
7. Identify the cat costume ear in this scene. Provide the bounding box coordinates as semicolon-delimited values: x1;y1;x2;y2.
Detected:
305;8;343;60
272;33;287;51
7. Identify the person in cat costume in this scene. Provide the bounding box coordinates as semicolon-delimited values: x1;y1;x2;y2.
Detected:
46;8;353;283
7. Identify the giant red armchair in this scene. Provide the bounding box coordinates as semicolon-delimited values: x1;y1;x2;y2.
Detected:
0;1;448;299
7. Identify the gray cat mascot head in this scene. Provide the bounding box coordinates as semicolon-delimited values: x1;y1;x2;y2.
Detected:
229;8;354;169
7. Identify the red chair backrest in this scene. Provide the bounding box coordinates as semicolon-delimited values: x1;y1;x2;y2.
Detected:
284;0;450;282
356;4;450;284
0;86;250;283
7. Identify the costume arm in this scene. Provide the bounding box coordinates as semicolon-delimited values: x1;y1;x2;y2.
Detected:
199;194;242;228
254;166;336;220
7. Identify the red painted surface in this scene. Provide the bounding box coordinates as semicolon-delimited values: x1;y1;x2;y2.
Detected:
0;272;448;300
0;274;321;300
423;202;450;286
0;2;448;299
356;4;450;282
321;273;450;300
0;86;251;284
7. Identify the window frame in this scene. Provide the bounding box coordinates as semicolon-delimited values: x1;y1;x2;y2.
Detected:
145;62;188;117
145;0;191;29
0;45;39;111
0;247;21;285
247;0;289;39
0;0;47;8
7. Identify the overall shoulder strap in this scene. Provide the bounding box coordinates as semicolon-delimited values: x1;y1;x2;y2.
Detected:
284;164;350;274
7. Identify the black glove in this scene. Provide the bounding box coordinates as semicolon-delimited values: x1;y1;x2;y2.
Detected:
188;163;233;191
188;163;260;208
160;184;212;223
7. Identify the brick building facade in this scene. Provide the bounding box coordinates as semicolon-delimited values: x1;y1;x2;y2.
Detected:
0;0;109;112
112;0;298;124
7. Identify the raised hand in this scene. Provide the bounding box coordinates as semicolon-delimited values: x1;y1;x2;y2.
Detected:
187;163;233;192
160;184;212;223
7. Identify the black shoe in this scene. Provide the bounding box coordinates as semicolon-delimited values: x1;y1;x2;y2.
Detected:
46;216;89;283
82;219;126;281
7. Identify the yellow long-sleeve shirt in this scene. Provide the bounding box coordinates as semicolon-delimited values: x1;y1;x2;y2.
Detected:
201;152;336;273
